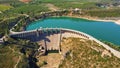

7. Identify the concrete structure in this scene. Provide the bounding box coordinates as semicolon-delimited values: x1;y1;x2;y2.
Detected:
0;36;6;44
9;28;120;58
0;38;3;44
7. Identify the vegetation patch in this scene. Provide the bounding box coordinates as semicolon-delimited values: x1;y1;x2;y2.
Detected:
85;9;120;17
59;38;120;68
103;41;120;52
54;2;99;9
0;4;12;11
0;45;20;68
7;4;49;15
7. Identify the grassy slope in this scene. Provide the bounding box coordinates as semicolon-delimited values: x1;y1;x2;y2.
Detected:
0;38;39;68
53;2;99;9
0;5;12;11
37;0;120;17
0;0;18;3
0;4;49;18
59;38;120;68
84;9;120;17
0;45;20;68
9;4;49;14
38;0;114;3
35;0;115;9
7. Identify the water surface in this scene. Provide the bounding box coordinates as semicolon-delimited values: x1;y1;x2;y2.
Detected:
26;17;120;45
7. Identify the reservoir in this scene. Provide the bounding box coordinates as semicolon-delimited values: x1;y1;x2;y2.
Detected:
26;17;120;45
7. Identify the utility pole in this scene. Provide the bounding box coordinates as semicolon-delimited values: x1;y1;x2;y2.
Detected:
36;29;39;37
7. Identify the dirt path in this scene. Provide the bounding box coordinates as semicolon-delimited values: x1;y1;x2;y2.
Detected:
8;46;22;68
14;55;21;68
9;46;15;53
46;3;59;11
37;53;62;68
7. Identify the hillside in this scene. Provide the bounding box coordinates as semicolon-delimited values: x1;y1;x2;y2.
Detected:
36;37;120;68
33;0;120;3
0;0;120;68
0;0;119;4
0;45;21;68
59;37;120;68
0;36;41;68
0;5;12;11
19;0;31;3
0;0;19;4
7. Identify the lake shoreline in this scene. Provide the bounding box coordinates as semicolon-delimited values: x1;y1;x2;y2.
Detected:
64;15;120;25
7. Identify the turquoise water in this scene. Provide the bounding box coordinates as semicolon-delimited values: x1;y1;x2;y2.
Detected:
26;17;120;45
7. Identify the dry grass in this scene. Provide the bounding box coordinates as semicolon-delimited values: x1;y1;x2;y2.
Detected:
0;45;20;68
59;37;120;68
0;5;12;11
37;53;62;68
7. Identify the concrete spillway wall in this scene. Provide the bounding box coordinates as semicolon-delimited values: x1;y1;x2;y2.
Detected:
10;28;89;39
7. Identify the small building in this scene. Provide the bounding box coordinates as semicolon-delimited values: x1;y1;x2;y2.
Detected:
74;8;80;12
72;8;82;14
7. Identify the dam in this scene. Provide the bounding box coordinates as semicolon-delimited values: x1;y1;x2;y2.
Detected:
8;10;120;58
10;28;89;51
10;28;120;58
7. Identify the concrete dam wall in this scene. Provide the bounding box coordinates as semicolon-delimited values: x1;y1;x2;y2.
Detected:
9;28;120;58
